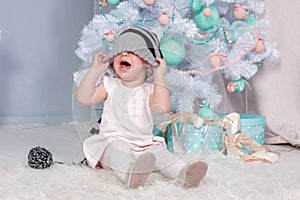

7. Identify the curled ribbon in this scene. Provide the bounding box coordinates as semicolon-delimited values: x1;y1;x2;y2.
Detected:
156;112;204;153
221;113;279;163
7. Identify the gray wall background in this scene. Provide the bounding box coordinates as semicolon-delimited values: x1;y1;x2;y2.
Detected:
0;0;94;124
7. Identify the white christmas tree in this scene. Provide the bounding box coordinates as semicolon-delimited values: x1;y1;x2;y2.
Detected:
74;0;279;117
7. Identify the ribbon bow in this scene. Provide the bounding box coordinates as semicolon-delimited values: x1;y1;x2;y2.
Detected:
221;113;279;163
156;112;204;153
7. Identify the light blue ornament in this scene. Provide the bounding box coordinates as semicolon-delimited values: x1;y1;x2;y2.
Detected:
190;0;202;12
194;6;220;31
228;21;252;43
233;79;251;92
245;14;257;26
107;0;120;6
102;38;110;47
198;102;217;121
160;39;186;66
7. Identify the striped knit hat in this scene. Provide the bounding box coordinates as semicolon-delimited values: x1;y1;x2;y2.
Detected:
102;28;163;67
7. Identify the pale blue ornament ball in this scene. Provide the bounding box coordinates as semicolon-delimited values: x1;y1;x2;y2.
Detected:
194;6;220;31
160;39;186;66
107;0;120;6
190;0;202;12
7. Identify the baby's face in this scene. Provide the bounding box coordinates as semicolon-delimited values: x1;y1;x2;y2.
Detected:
113;52;148;83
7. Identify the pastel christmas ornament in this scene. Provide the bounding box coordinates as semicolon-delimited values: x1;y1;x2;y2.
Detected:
143;0;156;6
107;0;120;6
194;5;220;31
209;54;227;68
198;103;217;121
245;14;257;26
227;79;251;93
254;38;266;53
209;55;221;68
102;37;110;47
160;39;186;66
158;12;169;26
227;82;236;93
98;0;109;8
104;30;115;43
190;0;202;12
203;7;212;17
234;5;248;20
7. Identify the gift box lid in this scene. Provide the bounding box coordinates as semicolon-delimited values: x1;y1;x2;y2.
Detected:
240;114;265;127
218;113;265;126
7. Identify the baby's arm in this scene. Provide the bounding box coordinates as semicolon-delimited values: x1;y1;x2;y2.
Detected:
150;58;170;114
76;53;109;105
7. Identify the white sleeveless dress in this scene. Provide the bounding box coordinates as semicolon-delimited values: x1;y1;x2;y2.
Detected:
83;75;166;168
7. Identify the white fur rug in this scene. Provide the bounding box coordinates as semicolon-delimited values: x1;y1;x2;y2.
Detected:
1;151;300;200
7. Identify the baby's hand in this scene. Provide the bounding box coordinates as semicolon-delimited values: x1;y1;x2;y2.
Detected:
92;53;110;71
153;58;167;78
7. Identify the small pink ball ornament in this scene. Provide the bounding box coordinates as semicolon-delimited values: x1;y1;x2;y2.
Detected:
143;0;156;6
98;0;109;8
158;12;169;26
254;38;266;53
104;30;115;43
227;82;237;93
209;55;221;68
234;5;248;20
209;54;227;68
203;7;212;17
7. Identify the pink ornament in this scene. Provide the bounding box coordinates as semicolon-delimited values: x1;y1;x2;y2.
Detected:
203;7;212;17
254;38;266;53
227;82;237;93
209;54;227;68
158;12;169;26
143;0;156;6
104;30;115;43
209;55;221;68
234;5;248;20
98;0;109;7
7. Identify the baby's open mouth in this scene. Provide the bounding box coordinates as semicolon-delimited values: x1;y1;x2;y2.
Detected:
120;61;131;70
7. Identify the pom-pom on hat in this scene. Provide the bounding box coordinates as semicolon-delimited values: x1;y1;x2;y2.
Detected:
102;27;163;67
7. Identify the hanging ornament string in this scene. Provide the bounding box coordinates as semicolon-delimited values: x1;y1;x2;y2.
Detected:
183;29;260;76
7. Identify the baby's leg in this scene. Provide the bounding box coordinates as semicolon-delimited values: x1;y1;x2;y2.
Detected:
146;145;186;179
146;145;208;188
101;139;155;189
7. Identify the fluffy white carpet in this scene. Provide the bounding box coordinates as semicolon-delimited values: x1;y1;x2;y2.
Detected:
1;151;300;200
1;123;299;199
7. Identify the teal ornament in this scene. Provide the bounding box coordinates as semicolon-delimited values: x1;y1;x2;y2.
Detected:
194;5;220;31
228;21;252;43
233;79;251;92
190;0;202;12
107;0;120;6
160;39;185;66
198;102;217;121
245;14;257;26
102;37;110;47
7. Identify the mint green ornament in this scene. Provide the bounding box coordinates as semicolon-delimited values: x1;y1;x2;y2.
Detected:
228;21;252;43
102;37;110;47
160;39;186;66
245;14;257;26
233;79;251;92
194;5;220;31
198;102;217;121
107;0;120;6
190;0;202;12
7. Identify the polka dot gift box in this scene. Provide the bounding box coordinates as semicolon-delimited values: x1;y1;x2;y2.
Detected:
239;114;265;145
219;113;266;146
166;123;222;154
